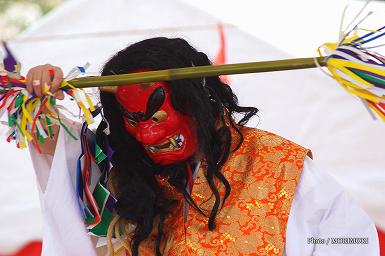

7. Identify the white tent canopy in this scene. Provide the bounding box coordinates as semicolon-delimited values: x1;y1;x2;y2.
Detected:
1;0;384;252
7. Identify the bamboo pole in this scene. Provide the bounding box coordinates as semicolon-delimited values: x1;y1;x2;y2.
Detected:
66;56;326;91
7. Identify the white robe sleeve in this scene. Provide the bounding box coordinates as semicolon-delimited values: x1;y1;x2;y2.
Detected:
284;157;380;256
29;124;97;256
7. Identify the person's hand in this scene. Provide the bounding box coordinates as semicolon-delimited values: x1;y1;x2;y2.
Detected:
26;64;64;99
25;64;64;155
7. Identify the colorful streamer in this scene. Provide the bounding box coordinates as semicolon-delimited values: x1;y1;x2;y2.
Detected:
319;23;385;120
76;113;116;237
0;49;95;149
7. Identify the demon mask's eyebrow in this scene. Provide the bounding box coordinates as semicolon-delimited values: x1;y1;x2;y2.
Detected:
119;87;165;121
144;87;165;119
119;105;140;122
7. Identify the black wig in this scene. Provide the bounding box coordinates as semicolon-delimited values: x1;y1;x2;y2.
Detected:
97;37;258;256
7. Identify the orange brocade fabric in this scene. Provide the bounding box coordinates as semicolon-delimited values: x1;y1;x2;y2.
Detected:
137;126;310;256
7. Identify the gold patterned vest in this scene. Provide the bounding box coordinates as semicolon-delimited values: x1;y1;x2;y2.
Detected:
134;126;310;256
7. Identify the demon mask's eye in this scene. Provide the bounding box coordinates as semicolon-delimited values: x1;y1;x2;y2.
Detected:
145;87;165;120
151;110;168;123
126;118;138;127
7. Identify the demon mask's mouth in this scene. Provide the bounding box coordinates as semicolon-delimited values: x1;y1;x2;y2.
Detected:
144;134;185;153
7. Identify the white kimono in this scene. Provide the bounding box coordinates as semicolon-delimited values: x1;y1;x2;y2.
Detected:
29;125;380;256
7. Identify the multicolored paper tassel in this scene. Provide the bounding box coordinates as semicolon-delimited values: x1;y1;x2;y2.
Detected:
319;21;385;120
0;44;95;151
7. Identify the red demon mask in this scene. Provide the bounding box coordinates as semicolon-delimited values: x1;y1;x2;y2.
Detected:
115;81;198;165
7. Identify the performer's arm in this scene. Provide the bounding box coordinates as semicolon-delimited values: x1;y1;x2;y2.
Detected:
285;157;379;255
29;119;97;255
26;64;64;155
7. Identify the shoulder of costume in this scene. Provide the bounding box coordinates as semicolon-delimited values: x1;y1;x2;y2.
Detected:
237;126;312;159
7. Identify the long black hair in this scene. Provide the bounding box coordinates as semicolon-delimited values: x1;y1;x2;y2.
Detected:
97;37;258;255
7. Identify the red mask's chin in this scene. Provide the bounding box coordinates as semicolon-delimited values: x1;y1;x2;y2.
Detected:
116;81;198;166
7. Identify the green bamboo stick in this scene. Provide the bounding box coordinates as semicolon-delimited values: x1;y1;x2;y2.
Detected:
66;56;326;90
